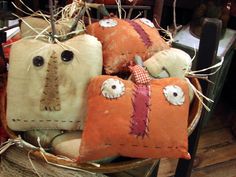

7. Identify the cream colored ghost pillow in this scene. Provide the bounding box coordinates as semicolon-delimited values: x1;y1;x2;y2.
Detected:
144;48;194;101
144;48;192;79
7;34;102;131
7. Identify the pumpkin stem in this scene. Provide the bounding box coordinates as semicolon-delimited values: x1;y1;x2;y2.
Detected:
49;0;56;43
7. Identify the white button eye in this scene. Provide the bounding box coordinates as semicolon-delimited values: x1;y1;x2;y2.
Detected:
139;18;155;28
101;78;125;99
163;85;185;105
99;19;118;28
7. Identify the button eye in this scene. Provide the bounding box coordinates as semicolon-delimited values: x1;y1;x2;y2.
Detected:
139;18;155;28
101;78;125;99
163;85;185;105
99;19;118;28
61;50;74;62
33;56;44;67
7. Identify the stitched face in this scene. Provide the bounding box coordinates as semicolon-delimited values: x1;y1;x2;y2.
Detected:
7;34;102;131
86;18;170;74
78;75;191;162
144;48;192;79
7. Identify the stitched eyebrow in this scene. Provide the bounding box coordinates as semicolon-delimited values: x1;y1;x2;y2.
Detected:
146;66;171;79
125;20;152;47
162;67;171;77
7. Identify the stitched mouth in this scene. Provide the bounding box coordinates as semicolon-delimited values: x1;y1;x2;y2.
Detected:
147;67;170;79
130;85;151;138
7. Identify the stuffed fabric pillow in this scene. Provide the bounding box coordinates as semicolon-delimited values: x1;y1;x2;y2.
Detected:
78;75;191;162
7;34;102;131
20;16;49;38
144;48;192;79
86;18;169;74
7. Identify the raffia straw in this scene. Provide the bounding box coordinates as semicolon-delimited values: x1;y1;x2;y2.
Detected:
121;6;127;19
87;162;101;168
187;75;214;84
55;38;81;54
127;0;138;19
55;39;67;50
191;45;197;62
35;25;51;40
115;0;122;19
34;12;82;40
36;11;51;24
19;0;35;13
133;11;143;20
188;68;221;77
61;0;81;19
37;137;97;175
1;136;40;155
0;139;15;155
70;6;86;32
185;78;213;111
188;57;224;75
54;7;64;18
55;28;84;39
39;151;97;175
12;13;41;35
11;2;33;16
86;8;92;25
32;10;50;18
12;2;47;19
34;16;65;40
171;0;183;36
28;150;42;177
154;18;173;45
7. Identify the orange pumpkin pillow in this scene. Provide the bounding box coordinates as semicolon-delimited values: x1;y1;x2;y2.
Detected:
78;75;191;162
86;18;170;74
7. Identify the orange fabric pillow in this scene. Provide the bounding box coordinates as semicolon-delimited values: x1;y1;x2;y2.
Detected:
86;18;169;74
78;75;191;162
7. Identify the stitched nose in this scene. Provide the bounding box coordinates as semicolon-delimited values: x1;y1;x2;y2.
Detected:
40;51;61;111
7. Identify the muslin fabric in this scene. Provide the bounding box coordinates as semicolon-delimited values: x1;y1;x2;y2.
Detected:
7;34;102;131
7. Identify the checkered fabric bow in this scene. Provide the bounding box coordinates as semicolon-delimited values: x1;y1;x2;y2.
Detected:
130;65;151;85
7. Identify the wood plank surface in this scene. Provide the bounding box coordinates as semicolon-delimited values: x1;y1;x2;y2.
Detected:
191;159;236;177
158;106;236;177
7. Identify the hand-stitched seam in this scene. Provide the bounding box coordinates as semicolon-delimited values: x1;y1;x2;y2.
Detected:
130;85;151;138
117;50;161;55
125;20;152;47
11;119;80;123
104;143;181;149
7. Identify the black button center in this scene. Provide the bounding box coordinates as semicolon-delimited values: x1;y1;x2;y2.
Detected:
61;50;74;62
33;56;44;67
